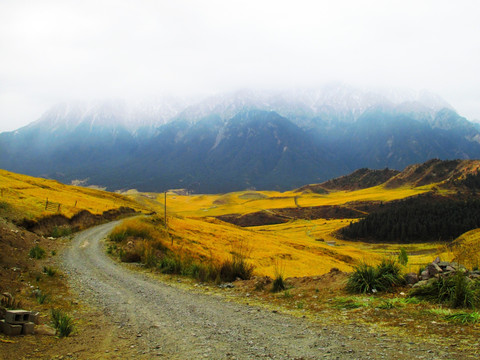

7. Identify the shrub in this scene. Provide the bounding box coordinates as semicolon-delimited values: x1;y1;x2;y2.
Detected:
51;226;72;238
347;259;404;294
43;266;57;277
219;256;254;282
445;311;480;324
375;258;404;291
51;309;74;337
346;263;377;294
398;247;409;266
1;293;21;309
272;274;286;293
29;245;46;259
34;290;49;304
158;255;183;274
51;308;61;328
409;271;480;309
120;250;142;263
142;242;157;268
109;220;152;242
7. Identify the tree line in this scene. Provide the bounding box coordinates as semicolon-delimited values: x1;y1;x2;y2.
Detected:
341;196;480;242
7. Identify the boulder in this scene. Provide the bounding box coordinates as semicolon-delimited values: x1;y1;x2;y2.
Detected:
427;263;443;277
438;261;451;269
404;272;419;285
412;280;428;288
34;324;56;336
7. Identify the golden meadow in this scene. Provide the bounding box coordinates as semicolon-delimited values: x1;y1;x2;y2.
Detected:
1;168;469;277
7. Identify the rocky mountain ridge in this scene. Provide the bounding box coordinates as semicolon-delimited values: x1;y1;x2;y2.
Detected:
1;86;479;193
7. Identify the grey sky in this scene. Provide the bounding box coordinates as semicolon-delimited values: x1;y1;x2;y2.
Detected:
0;0;479;132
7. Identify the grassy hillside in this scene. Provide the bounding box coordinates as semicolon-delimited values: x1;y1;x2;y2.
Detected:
136;184;454;277
1;164;472;279
164;186;435;218
0;169;147;219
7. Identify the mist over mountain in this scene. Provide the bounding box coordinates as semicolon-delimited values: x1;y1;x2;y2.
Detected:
1;84;479;193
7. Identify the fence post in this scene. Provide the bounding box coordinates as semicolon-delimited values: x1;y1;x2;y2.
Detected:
45;198;48;210
58;204;61;212
74;200;77;208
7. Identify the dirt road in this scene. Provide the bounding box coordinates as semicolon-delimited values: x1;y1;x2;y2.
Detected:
63;221;471;359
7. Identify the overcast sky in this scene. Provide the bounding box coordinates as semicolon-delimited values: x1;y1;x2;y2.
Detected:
0;0;479;132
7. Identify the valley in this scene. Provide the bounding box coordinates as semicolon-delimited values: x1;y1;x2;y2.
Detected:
2;159;480;358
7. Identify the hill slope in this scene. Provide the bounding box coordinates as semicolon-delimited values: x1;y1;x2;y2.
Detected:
0;168;146;220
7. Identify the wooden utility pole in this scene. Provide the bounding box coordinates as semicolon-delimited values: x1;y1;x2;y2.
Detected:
164;191;167;229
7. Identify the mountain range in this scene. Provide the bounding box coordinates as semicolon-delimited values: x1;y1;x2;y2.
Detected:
1;84;480;193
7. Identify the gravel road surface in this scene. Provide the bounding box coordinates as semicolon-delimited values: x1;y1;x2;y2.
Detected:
63;221;472;359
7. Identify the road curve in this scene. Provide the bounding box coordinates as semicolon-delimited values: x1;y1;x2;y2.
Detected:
63;221;464;359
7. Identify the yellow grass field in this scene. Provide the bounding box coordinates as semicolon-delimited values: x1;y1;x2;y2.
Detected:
0;169;147;218
144;185;452;277
164;185;433;217
1;168;460;277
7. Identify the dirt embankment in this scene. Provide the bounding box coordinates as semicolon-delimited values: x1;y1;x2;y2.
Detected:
217;205;365;227
18;206;137;236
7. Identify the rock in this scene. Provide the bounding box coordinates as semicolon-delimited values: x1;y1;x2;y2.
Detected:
404;273;419;285
427;263;443;276
433;257;441;264
218;283;234;289
438;261;451;269
35;324;56;336
412;280;428;288
445;266;455;272
420;270;429;280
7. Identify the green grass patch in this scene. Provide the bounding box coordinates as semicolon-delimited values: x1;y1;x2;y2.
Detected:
332;296;370;309
409;271;480;309
51;309;74;337
29;245;46;259
51;226;73;238
43;266;57;277
109;226;151;242
445;312;480;324
346;258;404;294
376;298;407;309
34;290;49;304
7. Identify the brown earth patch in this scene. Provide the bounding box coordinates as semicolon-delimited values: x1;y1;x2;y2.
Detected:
217;205;365;227
19;207;137;236
0;218;144;360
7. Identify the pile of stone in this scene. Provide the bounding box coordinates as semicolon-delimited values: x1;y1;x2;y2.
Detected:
0;309;39;336
404;257;480;287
